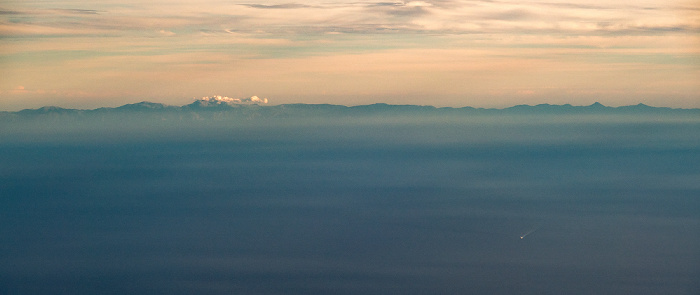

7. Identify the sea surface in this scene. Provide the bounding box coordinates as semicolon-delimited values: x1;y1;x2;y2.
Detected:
1;114;699;294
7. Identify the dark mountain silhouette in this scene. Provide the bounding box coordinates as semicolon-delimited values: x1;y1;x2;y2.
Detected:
183;99;236;110
17;106;81;115
114;101;173;111
2;101;698;123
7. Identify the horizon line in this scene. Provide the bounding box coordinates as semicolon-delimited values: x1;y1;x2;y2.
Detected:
4;100;700;113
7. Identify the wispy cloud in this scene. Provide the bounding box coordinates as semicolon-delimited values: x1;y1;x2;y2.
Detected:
241;3;313;9
1;1;697;38
51;8;101;15
198;95;269;104
0;1;698;109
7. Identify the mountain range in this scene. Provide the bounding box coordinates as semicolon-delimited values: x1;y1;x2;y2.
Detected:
1;101;699;127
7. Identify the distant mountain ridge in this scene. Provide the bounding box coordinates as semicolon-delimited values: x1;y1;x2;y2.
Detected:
2;101;699;120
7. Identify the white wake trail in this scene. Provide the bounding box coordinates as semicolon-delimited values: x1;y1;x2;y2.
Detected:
519;226;540;239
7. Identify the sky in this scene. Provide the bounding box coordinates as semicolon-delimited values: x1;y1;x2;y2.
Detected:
1;0;699;110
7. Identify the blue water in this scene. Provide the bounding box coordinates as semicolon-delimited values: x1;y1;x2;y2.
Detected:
1;116;699;294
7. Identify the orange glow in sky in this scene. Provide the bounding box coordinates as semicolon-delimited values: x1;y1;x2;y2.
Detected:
1;0;698;110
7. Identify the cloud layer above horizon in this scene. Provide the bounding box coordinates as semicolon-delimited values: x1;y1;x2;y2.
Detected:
1;0;699;110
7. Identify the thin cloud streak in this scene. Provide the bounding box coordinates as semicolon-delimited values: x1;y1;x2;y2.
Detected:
1;1;697;36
